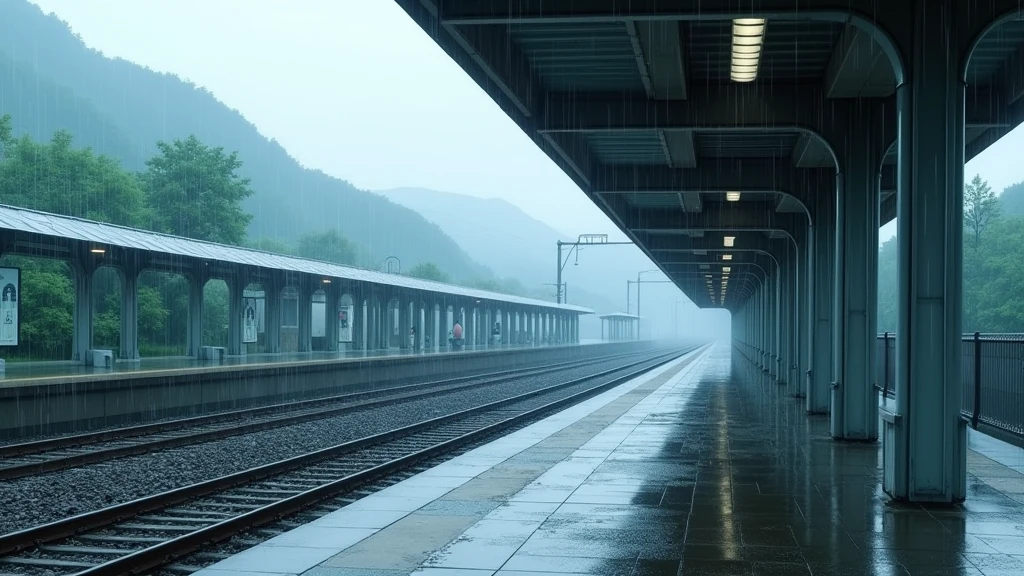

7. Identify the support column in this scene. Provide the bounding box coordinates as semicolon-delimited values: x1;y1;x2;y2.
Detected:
808;190;835;413
794;242;807;396
71;259;96;364
119;264;140;361
264;277;282;354
885;0;966;502
297;279;313;353
186;267;206;358
226;275;246;356
831;110;882;441
778;250;792;385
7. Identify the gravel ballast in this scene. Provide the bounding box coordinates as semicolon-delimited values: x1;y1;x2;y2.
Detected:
0;351;673;535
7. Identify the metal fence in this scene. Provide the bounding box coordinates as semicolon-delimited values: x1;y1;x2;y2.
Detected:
876;333;1024;439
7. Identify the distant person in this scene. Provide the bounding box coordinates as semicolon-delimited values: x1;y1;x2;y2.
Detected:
409;326;416;349
453;321;463;350
448;329;454;348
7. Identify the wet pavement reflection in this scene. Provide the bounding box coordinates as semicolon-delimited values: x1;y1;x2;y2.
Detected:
420;344;1024;576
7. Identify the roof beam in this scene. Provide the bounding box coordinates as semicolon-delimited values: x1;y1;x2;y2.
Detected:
438;0;891;25
823;24;896;98
625;206;805;238
641;230;789;255
543;85;998;137
443;24;542;117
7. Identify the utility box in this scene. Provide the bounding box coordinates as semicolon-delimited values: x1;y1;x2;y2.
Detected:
200;346;226;361
91;349;113;369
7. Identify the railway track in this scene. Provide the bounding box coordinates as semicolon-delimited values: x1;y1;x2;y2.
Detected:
0;345;702;576
0;347;665;481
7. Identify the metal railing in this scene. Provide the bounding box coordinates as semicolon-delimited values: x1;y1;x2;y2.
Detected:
876;332;1024;439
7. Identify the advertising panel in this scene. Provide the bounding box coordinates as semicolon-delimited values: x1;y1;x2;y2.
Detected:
338;305;354;343
0;267;20;347
242;297;258;343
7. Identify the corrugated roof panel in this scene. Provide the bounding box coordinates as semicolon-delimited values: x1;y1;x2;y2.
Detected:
0;204;591;314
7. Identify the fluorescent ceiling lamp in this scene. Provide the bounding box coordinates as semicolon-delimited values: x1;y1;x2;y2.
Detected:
722;254;733;261
724;236;735;247
90;248;105;254
730;18;765;83
722;266;732;273
322;278;332;284
726;191;742;202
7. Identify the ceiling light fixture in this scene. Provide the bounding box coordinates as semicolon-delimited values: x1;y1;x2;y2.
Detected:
724;236;735;247
722;254;733;261
90;248;105;254
730;18;766;83
726;191;742;202
722;266;732;273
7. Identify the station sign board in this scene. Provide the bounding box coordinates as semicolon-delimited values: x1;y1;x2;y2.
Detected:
0;267;20;347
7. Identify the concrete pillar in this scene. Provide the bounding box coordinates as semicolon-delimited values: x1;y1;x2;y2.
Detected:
119;264;140;361
416;304;423;350
360;299;368;351
226;275;245;356
778;251;791;385
264;278;282;354
326;286;339;352
808;190;835;414
884;0;966;502
71;259;96;364
831;111;881;441
297;279;313;353
186;268;206;358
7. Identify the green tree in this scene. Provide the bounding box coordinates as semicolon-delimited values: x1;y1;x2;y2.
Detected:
295;230;358;265
466;278;503;292
407;262;450;283
2;257;74;359
964;174;1000;250
247;237;293;255
143;134;253;244
0;114;147;226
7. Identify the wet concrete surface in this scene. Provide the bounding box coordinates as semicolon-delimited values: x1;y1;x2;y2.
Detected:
199;344;1024;576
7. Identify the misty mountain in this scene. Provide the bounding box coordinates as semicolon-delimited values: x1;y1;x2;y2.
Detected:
378;187;650;316
0;0;489;281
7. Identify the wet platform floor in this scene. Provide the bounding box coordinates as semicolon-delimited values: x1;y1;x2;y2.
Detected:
195;344;1024;576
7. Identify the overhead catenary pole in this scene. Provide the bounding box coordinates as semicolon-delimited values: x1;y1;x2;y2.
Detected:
556;241;563;304
555;234;631;306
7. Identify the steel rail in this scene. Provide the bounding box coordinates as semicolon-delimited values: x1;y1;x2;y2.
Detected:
0;344;702;571
0;348;664;480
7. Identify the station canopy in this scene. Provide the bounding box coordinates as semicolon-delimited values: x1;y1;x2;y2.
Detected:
0;204;592;314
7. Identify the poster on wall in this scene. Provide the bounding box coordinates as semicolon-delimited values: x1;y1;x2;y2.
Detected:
242;298;258;344
0;267;20;347
338;305;354;343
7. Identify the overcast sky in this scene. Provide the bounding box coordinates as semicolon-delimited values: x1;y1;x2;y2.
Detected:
29;0;1024;246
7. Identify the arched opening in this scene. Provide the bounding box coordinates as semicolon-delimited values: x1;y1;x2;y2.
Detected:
387;297;401;349
310;288;327;351
138;271;189;358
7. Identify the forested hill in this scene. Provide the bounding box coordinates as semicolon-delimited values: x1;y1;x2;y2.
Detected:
0;0;489;281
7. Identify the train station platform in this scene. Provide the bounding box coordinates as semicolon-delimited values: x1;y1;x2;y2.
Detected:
0;341;605;385
194;343;1024;576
